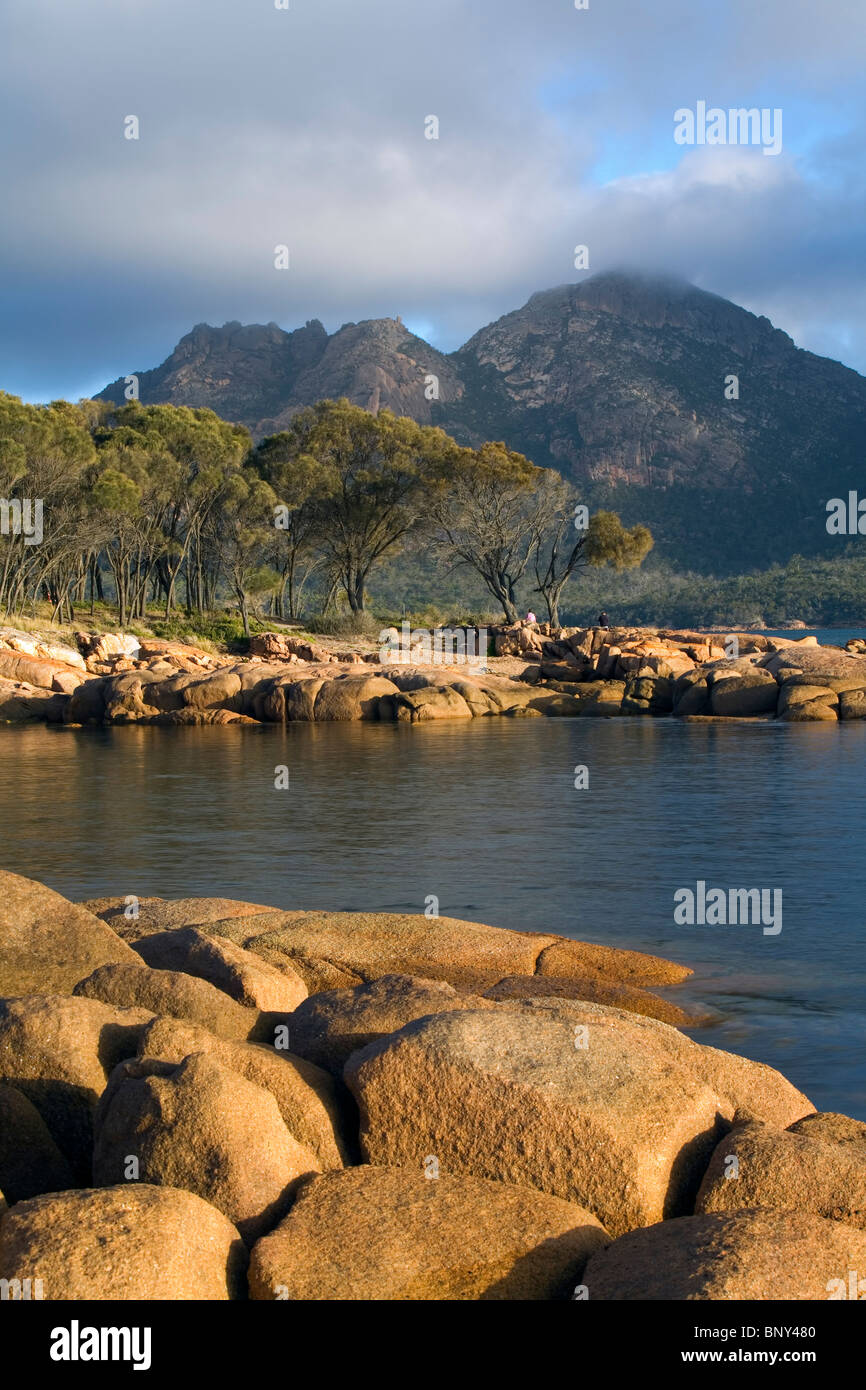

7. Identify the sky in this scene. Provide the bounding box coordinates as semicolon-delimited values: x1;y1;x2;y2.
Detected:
1;0;865;402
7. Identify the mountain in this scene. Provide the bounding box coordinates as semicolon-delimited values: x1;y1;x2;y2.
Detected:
99;316;461;437
98;272;866;571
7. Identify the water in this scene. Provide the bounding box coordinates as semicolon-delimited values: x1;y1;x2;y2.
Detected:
1;717;864;1118
758;628;866;646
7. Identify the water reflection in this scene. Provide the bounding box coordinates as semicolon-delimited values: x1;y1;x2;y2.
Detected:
1;717;864;1116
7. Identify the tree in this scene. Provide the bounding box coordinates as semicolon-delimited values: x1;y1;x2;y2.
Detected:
270;399;458;613
0;394;96;621
252;433;327;620
532;479;654;625
0;391;657;633
429;441;540;622
211;470;279;636
88;467;144;627
105;404;250;618
89;426;184;624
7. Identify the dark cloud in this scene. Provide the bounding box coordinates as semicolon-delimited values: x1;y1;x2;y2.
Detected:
1;0;864;399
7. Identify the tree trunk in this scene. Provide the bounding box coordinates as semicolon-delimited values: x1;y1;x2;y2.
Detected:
347;570;365;613
285;553;296;620
541;583;563;627
498;589;518;623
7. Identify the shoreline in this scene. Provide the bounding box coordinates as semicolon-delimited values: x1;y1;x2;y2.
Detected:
2;622;866;727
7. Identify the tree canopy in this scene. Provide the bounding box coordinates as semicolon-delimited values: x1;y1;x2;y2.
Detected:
0;391;653;628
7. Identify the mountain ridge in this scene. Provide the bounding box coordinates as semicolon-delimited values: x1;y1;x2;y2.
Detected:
97;272;866;570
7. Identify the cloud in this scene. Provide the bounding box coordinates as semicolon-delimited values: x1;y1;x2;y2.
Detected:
1;0;864;399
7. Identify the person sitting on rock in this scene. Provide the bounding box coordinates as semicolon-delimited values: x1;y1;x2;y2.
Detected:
526;610;537;625
597;612;609;628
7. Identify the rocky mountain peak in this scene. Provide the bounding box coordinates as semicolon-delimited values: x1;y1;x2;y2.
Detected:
96;272;866;570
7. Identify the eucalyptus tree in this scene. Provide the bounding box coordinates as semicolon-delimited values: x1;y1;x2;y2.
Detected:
0;393;96;620
252;431;327;619
211;470;280;636
428;440;540;623
266;399;458;613
89;425;187;622
530;473;655;625
106;403;251;617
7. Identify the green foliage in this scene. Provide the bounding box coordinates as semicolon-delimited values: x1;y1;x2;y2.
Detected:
90;467;141;515
264;398;462;613
303;611;384;638
529;481;655;625
145;612;257;649
428;440;545;622
583;511;654;570
557;550;866;627
6;386;857;637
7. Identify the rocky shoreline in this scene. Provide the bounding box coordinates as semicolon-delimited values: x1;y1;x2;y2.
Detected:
1;871;866;1300
1;623;866;727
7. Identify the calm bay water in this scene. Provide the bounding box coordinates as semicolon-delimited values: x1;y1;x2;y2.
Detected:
759;628;866;645
1;716;864;1117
